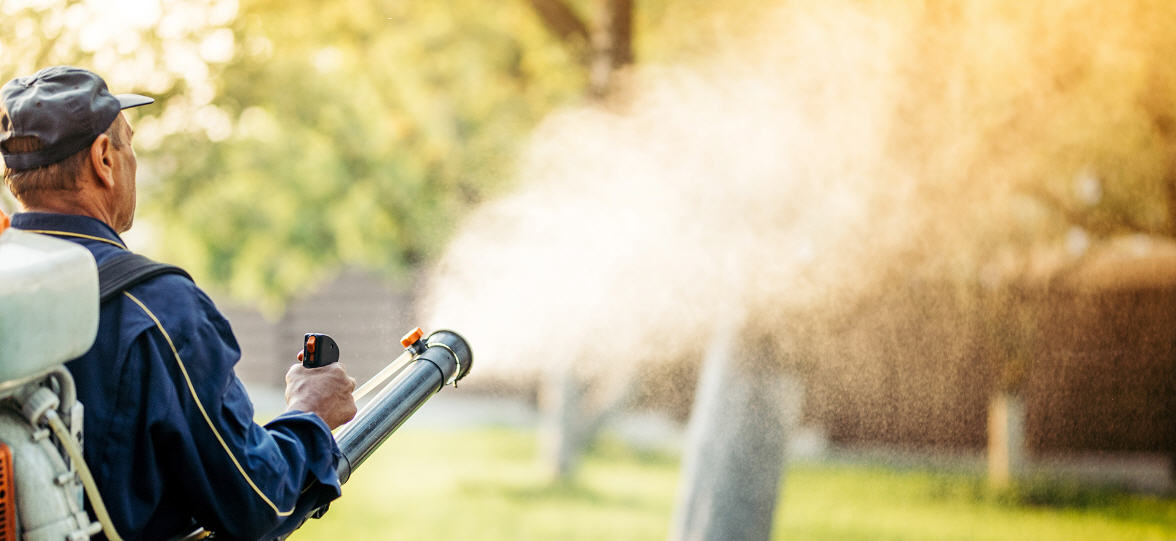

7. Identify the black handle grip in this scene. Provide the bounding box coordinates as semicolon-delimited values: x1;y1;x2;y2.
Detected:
301;333;340;368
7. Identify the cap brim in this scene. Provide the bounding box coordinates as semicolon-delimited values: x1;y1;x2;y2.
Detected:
116;93;154;109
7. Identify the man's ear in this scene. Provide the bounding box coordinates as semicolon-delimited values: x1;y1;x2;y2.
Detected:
88;134;116;189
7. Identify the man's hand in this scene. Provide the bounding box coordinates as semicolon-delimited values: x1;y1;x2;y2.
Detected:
285;362;357;430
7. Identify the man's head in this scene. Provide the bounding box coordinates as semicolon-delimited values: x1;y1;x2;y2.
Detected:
1;66;153;232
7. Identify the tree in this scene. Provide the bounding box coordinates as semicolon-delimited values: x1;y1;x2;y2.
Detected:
522;0;637;480
139;0;587;311
523;0;777;483
0;0;232;211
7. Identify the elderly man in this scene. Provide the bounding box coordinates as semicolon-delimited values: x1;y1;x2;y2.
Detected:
1;66;357;540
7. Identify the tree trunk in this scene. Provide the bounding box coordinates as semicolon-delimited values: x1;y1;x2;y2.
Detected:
670;322;798;541
528;0;590;60
539;358;637;481
527;0;633;100
987;391;1026;488
539;361;580;479
588;0;633;100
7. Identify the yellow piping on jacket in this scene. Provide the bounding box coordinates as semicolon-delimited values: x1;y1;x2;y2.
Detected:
124;291;294;517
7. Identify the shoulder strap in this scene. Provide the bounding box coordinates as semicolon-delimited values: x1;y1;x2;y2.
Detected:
98;252;193;304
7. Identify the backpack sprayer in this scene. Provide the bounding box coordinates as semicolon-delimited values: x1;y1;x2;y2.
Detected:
0;214;473;539
0;218;104;540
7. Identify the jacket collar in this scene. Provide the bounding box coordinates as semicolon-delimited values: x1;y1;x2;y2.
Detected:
10;212;128;250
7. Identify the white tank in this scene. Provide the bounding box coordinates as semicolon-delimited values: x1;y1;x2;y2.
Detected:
0;227;99;384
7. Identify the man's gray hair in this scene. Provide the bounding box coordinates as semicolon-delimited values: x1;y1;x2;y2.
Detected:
2;116;127;203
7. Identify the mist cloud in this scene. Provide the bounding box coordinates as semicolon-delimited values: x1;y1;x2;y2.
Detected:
421;0;1176;384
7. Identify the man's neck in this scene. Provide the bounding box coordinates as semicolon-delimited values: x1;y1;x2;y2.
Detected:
22;191;120;232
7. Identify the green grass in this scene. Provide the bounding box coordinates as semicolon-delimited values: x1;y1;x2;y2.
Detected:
292;427;1176;540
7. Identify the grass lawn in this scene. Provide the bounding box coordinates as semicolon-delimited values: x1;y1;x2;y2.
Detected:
292;427;1176;540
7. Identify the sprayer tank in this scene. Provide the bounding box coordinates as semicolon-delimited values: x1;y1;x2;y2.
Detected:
0;228;99;385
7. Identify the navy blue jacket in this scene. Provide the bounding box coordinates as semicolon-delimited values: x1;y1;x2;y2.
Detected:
12;212;341;540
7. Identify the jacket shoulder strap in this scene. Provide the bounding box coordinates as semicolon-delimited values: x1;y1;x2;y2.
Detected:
98;252;193;304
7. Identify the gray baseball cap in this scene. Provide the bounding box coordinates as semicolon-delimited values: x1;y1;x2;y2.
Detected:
0;66;153;170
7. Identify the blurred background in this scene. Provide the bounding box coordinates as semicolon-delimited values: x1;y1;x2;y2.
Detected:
3;0;1176;539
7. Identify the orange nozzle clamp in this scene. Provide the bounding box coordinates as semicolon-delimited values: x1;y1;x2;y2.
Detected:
400;327;424;348
0;208;9;235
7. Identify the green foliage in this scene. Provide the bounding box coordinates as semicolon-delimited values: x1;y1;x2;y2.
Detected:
0;0;234;140
142;0;589;310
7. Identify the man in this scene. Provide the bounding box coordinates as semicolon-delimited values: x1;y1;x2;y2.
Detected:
1;66;357;540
